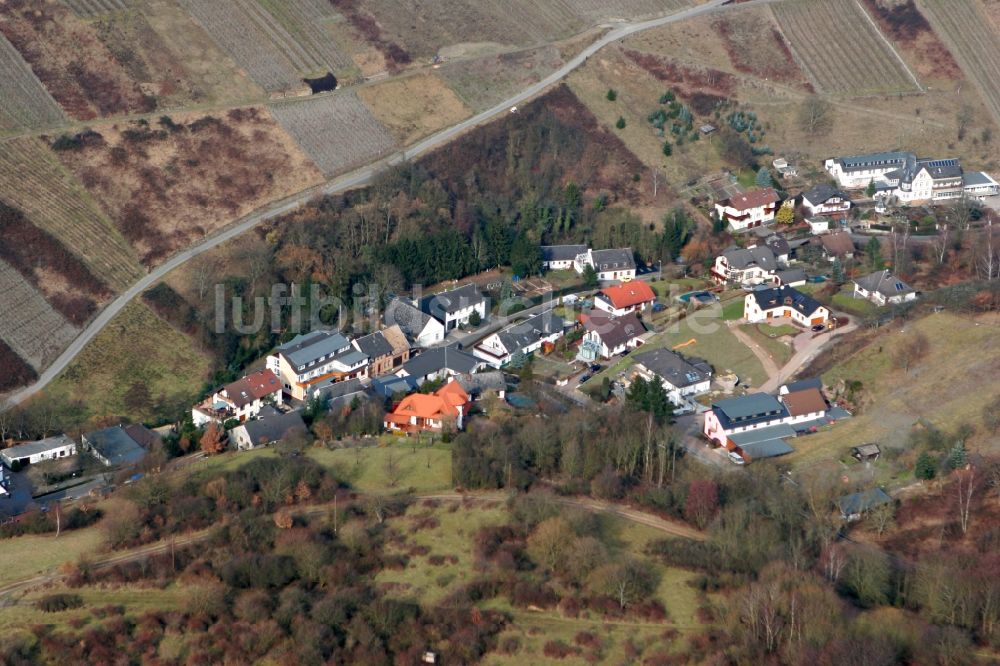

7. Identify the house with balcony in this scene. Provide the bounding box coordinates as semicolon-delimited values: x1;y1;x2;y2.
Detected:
801;183;851;217
714;187;780;231
473;310;564;368
710;245;779;285
384;380;471;435
573;248;636;281
419;284;487;332
578;311;646;360
593;281;656;316
266;330;369;401
192;369;283;426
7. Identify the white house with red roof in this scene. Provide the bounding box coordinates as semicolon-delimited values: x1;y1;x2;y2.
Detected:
714;187;780;231
192;369;283;426
593;281;656;316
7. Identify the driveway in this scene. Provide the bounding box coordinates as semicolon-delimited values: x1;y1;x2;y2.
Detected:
759;316;858;393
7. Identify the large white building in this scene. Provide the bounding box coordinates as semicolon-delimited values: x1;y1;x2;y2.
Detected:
419;284;487;332
744;285;829;327
266;330;369;401
710;245;779;286
824;151;999;203
573;248;636;282
1;434;77;467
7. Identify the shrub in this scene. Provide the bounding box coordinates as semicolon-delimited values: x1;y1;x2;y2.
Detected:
37;593;84;612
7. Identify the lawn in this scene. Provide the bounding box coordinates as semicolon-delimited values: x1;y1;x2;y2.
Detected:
43;302;214;423
832;290;878;317
194;441;454;493
720;297;745;321
0;526;105;587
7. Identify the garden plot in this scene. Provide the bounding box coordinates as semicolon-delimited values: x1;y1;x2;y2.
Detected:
773;0;921;95
0;34;66;132
270;92;397;177
0;138;142;292
178;0;302;92
0;260;79;370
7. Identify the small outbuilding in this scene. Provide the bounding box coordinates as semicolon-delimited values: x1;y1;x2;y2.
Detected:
838;488;892;521
1;434;77;468
851;443;881;462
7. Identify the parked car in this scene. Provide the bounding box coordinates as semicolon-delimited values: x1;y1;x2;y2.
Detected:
728;451;746;466
811;323;827;332
589;364;602;373
652;302;667;312
579;374;591;384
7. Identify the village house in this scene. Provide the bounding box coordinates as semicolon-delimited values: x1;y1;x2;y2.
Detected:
838;488;892;521
593;281;656;316
703;393;795;461
473;310;564;368
711;245;779;285
578;311;646;360
384;379;471;435
420;284;488;332
853;269;917;306
807;217;831;235
352;324;410;376
744;285;829;327
191;368;283;426
573;248;636;281
541;244;589;271
778;387;828;428
392;346;484;386
1;434;76;468
83;424;157;467
714;187;780;231
824;151;999;202
308;376;369;408
819;230;855;262
266;330;369;401
631;348;712;410
231;411;308;451
385;298;446;347
772;268;807;287
801;183;851;217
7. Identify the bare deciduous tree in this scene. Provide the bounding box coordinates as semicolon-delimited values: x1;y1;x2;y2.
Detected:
868;502;895;537
797;96;833;136
955;467;978;535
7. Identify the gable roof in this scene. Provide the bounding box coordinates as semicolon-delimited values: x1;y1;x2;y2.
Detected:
820;231;855;256
276;330;351;370
398;347;481;380
724;187;779;211
380;324;410;355
803;183;849;206
751;285;824;318
495;311;564;353
633;348;711;389
774;268;807;285
582;311;645;349
353;330;394;359
721;245;777;271
455;371;506;396
541;244;588;262
832;151;910;173
1;434;75;460
838;488;892;516
854;269;914;298
590;248;635;272
388;381;470;422
84;426;147;466
915;157;962;181
241;412;307;446
780;388;827;416
223;369;281;407
712;393;788;430
385;298;437;339
420;284;484;317
781;377;822;394
598;281;656;309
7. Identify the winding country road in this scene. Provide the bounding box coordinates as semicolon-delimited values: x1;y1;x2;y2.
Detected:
2;0;768;411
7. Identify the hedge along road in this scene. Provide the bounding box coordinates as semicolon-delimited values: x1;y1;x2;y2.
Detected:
3;0;752;411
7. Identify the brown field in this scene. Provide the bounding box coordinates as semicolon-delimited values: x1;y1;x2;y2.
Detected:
921;0;1000;126
439;45;566;112
0;34;66;132
54;108;323;265
773;0;921;95
0;0;153;119
858;0;960;81
712;8;812;90
0;201;110;326
0;337;36;394
91;0;263;109
177;0;305;92
621;49;736;111
0;260;79;371
269;92;397;177
0;137;143;291
357;73;470;144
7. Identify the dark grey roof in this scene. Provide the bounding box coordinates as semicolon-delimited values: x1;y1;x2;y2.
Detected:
541;245;588;262
803;183;849;206
420;284;484;317
372;374;419;398
399;347;480;380
591;248;635;272
311;377;367;402
722;245;777;272
633;348;712;389
751;285;824;318
276;330;351;369
353;330;394;358
495;311;563;354
838;488;892;516
738;438;795;460
774;268;807;285
584;311;645;349
916;158;962;180
84;426;147;466
1;434;75;460
764;234;790;257
241;412;307;447
853;443;881;457
455;371;507;396
712;393;788;429
854;270;914;298
729;423;797;445
385;298;436;338
782;377;822;393
834;151;910;172
963;171;997;187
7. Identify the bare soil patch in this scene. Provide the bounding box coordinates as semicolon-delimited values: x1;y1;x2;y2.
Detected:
357;74;470;144
712;10;812;91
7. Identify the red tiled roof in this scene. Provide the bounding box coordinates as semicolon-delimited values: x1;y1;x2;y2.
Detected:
223;369;281;407
599;281;656;309
725;187;779;212
388;381;470;421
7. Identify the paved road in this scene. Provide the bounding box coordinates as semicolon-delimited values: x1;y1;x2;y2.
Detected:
1;0;742;412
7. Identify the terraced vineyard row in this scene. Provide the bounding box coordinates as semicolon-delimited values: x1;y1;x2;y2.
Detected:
921;0;1000;125
774;0;920;95
0;260;78;370
270;92;397;176
0;138;143;291
570;0;690;21
178;0;303;92
252;0;352;72
0;33;66;132
60;0;130;17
